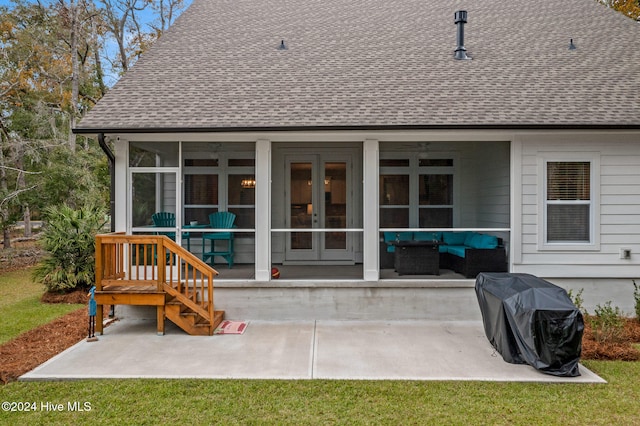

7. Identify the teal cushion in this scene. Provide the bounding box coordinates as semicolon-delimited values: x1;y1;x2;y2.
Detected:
439;245;448;253
468;233;484;249
442;232;468;245
447;245;467;258
397;232;414;241
383;232;396;242
464;232;479;246
478;234;499;249
414;231;441;242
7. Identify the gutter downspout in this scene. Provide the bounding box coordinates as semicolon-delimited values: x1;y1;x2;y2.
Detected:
98;133;115;233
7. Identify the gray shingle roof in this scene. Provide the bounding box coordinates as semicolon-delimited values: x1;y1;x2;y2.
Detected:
76;0;640;132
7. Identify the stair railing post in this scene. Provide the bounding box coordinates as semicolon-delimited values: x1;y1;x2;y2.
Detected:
94;235;104;335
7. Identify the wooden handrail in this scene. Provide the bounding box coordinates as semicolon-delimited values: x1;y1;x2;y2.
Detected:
95;233;219;328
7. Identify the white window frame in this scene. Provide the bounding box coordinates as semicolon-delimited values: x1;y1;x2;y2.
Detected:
538;152;600;251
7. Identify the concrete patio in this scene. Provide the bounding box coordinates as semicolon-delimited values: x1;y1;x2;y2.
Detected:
21;319;604;383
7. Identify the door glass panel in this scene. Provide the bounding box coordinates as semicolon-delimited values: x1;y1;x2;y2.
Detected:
324;162;346;249
290;162;312;250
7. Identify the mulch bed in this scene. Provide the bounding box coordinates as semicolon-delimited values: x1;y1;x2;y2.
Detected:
0;289;113;385
581;317;640;361
0;307;88;384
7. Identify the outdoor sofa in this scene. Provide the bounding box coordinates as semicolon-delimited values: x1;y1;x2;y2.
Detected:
381;231;507;278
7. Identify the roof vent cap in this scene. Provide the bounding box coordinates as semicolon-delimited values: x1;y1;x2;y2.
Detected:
569;38;576;50
278;39;288;50
454;10;472;60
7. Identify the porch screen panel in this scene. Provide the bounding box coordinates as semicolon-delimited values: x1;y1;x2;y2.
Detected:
132;172;176;227
228;174;255;237
419;174;453;227
129;142;178;167
380;175;409;227
546;161;591;242
184;174;218;224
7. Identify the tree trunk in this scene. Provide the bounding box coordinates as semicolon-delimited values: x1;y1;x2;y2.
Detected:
15;153;31;238
23;206;32;238
0;124;10;250
69;0;80;152
3;228;10;250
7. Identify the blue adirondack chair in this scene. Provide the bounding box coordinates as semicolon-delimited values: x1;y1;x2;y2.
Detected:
202;212;236;268
151;212;190;250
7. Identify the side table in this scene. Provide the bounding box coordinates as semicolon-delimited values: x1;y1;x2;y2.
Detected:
392;241;441;275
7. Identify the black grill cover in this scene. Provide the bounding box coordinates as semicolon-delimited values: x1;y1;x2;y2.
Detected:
475;272;584;377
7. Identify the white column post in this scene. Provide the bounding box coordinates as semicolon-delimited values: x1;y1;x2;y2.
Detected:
255;139;272;281
363;139;379;281
115;137;128;233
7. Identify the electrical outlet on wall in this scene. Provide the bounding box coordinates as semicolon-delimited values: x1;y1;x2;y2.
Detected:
619;248;631;260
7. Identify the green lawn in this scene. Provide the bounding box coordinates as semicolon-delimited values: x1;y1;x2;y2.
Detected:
0;361;638;424
0;268;84;344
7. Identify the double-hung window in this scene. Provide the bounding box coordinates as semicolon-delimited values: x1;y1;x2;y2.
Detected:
541;154;600;249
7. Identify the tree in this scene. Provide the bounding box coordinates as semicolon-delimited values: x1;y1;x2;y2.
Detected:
97;0;148;74
598;0;640;20
148;0;187;35
0;0;105;246
0;0;190;249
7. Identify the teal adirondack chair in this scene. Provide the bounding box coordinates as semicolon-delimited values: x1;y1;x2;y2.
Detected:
151;212;190;250
202;212;236;268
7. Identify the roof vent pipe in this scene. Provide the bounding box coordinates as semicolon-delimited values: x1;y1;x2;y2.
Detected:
454;10;472;60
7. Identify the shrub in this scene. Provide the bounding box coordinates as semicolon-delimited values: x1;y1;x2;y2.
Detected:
32;204;107;292
567;288;586;315
590;301;625;344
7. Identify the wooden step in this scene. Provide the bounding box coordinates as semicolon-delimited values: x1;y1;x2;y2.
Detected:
165;304;225;336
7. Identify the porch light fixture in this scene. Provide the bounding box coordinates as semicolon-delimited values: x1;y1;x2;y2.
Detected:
241;179;256;188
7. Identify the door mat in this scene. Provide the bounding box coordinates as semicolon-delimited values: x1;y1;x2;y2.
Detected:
214;320;248;335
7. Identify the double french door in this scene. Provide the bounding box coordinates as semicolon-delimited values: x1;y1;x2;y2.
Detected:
285;154;353;262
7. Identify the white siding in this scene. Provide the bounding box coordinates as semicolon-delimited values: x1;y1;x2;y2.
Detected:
514;132;640;277
475;142;510;228
456;141;510;229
